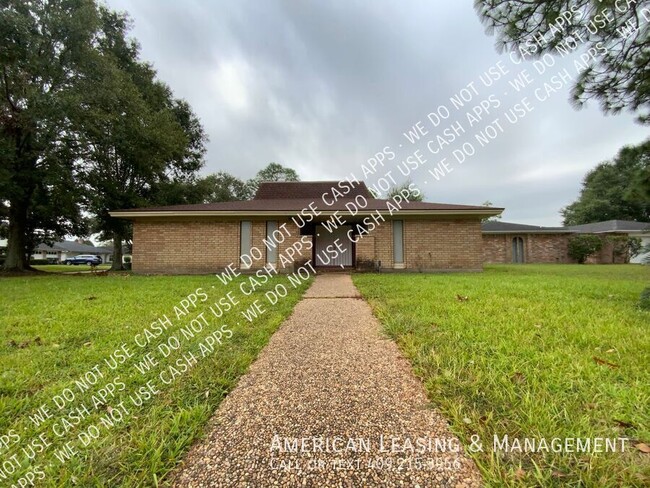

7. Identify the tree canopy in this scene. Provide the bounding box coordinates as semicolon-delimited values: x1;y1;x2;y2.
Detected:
1;0;99;270
475;0;650;123
194;172;253;202
561;139;650;225
386;180;424;202
0;0;207;271
247;162;300;196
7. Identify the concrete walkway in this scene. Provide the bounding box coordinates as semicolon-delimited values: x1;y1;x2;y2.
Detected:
172;274;482;487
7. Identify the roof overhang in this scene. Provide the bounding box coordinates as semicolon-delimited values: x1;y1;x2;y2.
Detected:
587;229;650;234
482;230;575;234
110;209;503;218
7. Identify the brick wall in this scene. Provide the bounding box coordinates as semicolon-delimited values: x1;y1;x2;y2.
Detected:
133;216;486;274
483;233;573;264
483;234;508;263
527;234;572;263
132;218;309;274
402;219;483;271
133;219;240;274
355;218;483;271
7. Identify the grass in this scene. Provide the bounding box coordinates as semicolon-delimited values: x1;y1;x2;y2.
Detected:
353;265;649;487
32;264;112;273
0;271;310;486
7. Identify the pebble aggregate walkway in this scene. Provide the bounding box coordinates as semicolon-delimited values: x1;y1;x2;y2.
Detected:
173;274;482;487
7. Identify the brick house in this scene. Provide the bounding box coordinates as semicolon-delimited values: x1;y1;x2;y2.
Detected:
111;181;501;274
482;221;574;264
482;220;650;264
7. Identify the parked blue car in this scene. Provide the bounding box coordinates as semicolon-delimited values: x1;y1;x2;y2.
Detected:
63;254;102;265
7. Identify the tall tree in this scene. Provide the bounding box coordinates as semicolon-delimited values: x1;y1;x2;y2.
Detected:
247;162;299;195
150;172;251;205
76;8;206;269
196;172;252;202
0;0;98;271
475;1;650;123
561;140;650;225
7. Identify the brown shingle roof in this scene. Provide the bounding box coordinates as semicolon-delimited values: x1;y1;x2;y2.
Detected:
253;181;372;200
110;181;502;217
112;198;499;214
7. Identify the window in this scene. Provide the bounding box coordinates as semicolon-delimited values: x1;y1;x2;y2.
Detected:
266;221;278;265
240;221;252;268
512;236;524;263
393;220;404;267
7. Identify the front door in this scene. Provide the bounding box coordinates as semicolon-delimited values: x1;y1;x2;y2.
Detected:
314;224;353;267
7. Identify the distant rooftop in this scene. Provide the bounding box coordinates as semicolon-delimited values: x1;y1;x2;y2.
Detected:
566;220;650;233
482;219;650;234
35;240;112;253
481;221;572;233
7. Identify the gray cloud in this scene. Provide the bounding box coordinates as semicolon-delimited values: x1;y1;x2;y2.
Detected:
107;0;648;225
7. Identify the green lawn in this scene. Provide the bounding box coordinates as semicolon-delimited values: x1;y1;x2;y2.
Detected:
0;272;310;486
354;265;649;487
32;264;112;273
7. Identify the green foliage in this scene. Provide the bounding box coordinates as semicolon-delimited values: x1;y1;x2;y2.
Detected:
247;162;300;196
627;237;643;258
567;234;603;263
475;1;650;123
609;235;642;260
386;180;424;202
0;1;206;271
196;172;253;202
0;273;310;485
370;180;425;201
481;200;502;222
254;162;300;183
640;287;650;310
354;265;649;486
562;139;650;225
0;0;99;270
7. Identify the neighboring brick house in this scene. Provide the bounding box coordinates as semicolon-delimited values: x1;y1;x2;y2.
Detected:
566;220;650;264
111;181;501;274
482;220;650;264
482;222;574;264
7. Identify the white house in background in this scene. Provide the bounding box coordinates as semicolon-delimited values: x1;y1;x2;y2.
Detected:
32;240;113;264
566;220;650;264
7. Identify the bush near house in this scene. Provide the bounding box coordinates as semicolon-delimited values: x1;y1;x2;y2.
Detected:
568;234;603;263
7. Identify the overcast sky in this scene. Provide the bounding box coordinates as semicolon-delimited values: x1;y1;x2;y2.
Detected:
106;0;647;226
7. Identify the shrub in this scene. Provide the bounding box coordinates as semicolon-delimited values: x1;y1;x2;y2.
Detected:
123;256;132;263
625;237;643;259
640;287;650;310
29;259;50;265
568;235;603;264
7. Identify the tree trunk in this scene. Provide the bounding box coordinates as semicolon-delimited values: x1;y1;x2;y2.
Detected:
111;232;124;271
3;200;30;272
